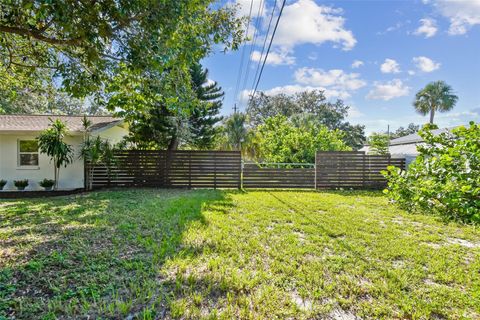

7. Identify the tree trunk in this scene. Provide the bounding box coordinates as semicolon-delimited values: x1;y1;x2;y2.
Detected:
429;107;435;124
167;135;179;150
54;159;58;190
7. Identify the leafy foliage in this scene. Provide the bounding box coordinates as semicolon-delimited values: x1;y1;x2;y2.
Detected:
367;133;390;155
391;123;420;139
124;63;223;150
0;1;244;98
39;178;55;188
413;81;458;124
80;117;121;189
246;90;365;149
218;112;249;151
13;179;28;189
252;115;350;163
37;119;74;189
0;74;105;115
384;122;480;223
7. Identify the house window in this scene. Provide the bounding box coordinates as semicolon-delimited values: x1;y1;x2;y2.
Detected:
18;140;39;166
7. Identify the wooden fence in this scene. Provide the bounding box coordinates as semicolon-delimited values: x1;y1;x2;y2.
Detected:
315;151;405;189
242;163;315;189
85;150;241;189
85;150;405;190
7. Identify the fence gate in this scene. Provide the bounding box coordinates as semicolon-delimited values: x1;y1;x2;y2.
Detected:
242;162;315;189
315;151;405;189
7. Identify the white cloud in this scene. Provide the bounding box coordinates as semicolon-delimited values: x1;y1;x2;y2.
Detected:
414;18;438;38
408;70;416;76
413;56;440;72
241;67;367;101
262;85;349;99
351;60;364;68
294;67;367;92
204;79;216;87
347;105;364;119
274;0;356;50
377;22;405;35
432;0;480;35
366;79;410;101
250;49;295;66
233;0;266;18
308;52;318;61
380;58;401;74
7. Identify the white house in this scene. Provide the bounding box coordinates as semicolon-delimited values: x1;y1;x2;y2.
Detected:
360;127;456;166
0;115;128;191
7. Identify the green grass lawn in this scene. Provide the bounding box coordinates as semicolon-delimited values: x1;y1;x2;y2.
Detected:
1;189;480;319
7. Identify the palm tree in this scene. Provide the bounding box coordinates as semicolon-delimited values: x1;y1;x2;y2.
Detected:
413;81;458;124
224;113;248;150
37;119;74;190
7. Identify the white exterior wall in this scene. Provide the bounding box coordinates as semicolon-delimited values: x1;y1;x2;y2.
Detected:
92;125;128;144
0;125;128;191
0;134;84;190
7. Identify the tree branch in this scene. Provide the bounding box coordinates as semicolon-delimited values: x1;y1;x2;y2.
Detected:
0;25;82;45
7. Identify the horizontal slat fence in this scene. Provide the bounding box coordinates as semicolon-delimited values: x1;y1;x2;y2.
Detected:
86;150;406;190
86;150;241;189
243;163;315;189
315;151;405;189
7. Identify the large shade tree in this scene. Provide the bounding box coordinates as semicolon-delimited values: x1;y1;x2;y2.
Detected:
246;90;366;150
413;81;458;124
0;1;244;100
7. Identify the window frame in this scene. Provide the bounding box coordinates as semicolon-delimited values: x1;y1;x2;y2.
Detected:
17;139;40;168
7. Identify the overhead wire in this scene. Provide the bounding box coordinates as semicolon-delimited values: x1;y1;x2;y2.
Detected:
249;0;278;99
239;0;266;107
250;0;287;101
232;0;255;112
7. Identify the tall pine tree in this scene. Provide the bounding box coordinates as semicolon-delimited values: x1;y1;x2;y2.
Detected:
126;63;223;150
188;63;224;149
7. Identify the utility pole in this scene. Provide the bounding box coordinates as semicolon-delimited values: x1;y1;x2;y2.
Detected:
387;124;390;148
233;103;238;114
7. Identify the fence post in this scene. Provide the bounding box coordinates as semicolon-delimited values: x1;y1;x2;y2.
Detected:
188;152;192;189
239;156;243;190
213;152;217;189
314;152;317;189
362;152;366;188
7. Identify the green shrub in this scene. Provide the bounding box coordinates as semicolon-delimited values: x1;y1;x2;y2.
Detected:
13;179;29;190
39;178;55;189
0;179;6;189
384;122;480;223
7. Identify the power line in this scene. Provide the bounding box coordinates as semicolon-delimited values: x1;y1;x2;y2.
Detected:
239;0;266;106
232;0;254;111
249;0;278;99
251;0;287;100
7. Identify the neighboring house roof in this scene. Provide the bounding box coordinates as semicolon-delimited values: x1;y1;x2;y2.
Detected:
389;127;454;146
361;126;462;157
0;115;123;134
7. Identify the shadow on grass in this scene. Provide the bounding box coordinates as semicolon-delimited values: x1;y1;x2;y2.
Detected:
0;188;230;319
240;188;386;198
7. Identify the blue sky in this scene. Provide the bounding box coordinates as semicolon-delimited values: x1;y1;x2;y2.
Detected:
203;0;480;133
